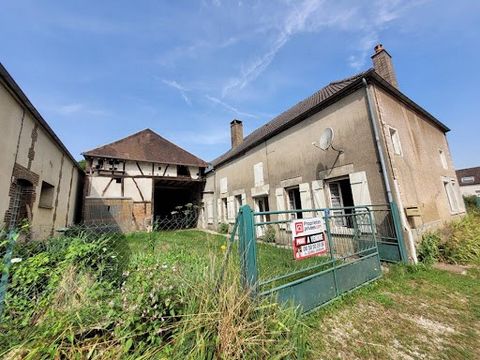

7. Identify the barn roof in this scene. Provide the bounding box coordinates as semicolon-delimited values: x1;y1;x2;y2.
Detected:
83;129;208;167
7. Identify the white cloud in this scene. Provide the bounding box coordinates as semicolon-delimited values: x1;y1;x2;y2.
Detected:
162;79;192;106
205;95;258;119
55;103;109;116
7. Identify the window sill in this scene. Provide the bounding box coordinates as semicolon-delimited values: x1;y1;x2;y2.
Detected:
38;205;54;210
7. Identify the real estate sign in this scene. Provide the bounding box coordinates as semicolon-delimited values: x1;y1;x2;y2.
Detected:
291;217;328;260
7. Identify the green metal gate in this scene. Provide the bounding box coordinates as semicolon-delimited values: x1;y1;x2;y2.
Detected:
232;203;405;313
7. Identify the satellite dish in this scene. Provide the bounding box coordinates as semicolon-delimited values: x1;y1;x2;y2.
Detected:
319;128;334;150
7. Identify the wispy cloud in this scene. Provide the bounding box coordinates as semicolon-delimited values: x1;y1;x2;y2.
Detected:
169;128;229;146
54;103;110;116
205;95;258;118
162;79;192;106
222;0;326;96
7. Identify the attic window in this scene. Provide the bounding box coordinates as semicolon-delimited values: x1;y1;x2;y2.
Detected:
461;176;475;184
177;165;190;177
439;150;448;169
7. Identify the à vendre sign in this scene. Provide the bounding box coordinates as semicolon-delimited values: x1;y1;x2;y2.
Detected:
291;217;328;260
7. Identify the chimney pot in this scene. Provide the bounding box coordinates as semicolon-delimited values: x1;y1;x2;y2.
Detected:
371;44;398;88
230;119;243;148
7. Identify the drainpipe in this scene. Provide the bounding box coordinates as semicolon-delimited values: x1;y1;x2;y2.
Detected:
362;78;417;263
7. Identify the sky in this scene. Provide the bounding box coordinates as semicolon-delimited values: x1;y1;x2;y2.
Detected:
0;0;479;168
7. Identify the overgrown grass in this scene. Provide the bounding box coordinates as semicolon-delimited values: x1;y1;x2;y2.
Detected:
418;212;480;265
0;230;307;359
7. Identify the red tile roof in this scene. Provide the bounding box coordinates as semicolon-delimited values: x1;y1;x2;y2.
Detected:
83;129;208;167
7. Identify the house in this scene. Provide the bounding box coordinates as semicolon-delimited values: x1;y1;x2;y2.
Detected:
0;63;83;239
82;129;208;231
199;45;465;261
456;167;480;197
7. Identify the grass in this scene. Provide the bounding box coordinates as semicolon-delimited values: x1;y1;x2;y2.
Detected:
2;229;479;359
304;265;480;359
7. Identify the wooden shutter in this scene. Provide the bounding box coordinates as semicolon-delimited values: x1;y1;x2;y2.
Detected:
217;199;223;223
349;171;372;207
311;180;326;216
299;183;313;217
275;188;287;229
227;196;235;223
207;200;214;224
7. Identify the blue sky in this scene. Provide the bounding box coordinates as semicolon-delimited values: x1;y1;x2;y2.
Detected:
0;0;479;168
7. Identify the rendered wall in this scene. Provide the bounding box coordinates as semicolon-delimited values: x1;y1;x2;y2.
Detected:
202;89;386;230
372;85;465;234
0;80;82;239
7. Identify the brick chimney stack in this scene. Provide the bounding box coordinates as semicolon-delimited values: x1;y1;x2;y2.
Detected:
230;119;243;148
371;44;398;88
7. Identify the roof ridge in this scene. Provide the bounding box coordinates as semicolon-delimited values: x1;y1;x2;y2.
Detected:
82;128;152;155
211;69;370;166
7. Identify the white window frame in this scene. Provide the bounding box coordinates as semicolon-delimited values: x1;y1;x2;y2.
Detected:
442;177;460;214
234;194;243;213
253;162;264;187
326;180;348;227
222;197;228;222
388;126;403;156
439;149;448;170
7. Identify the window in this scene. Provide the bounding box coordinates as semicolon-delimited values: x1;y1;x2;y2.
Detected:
287;187;302;219
253;162;264;187
220;177;228;194
114;177;122;184
439;150;448;169
461;176;475;184
222;198;228;222
327;179;354;227
389;127;402;156
443;178;460;213
177;165;190;177
39;181;55;208
235;194;243;213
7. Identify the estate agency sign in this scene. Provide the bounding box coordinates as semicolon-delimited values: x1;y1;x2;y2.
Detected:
291;217;328;260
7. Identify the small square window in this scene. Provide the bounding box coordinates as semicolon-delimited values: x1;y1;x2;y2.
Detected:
39;181;55;208
115;177;122;184
389;127;402;156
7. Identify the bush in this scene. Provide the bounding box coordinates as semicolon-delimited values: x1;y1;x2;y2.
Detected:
463;195;479;214
218;222;229;234
417;213;480;266
261;225;277;243
417;233;440;265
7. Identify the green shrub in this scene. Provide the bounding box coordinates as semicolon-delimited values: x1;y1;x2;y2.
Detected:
218;222;229;234
261;225;277;243
417;233;440;265
463;195;479;214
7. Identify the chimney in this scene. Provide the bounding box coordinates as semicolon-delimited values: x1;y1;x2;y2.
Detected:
371;44;398;88
230;119;243;148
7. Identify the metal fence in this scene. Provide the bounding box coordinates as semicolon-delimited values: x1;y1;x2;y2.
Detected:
233;205;385;313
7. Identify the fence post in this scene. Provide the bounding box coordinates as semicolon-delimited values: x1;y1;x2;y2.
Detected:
389;201;409;264
239;205;258;293
0;230;18;320
323;209;339;297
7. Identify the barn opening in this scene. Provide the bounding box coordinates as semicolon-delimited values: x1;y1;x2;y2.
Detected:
153;179;203;229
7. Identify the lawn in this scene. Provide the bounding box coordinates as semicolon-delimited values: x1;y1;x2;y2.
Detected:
1;229;479;359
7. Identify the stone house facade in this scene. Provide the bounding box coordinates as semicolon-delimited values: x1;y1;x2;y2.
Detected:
199;45;465;260
0;63;83;239
82;129;207;231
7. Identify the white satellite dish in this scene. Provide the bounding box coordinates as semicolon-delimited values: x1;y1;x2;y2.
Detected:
319;128;334;150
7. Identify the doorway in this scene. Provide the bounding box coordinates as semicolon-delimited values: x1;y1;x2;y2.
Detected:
327;178;354;227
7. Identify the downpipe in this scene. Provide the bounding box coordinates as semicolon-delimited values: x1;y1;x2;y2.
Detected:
362;78;417;264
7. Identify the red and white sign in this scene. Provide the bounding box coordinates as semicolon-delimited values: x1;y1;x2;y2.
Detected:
291;217;328;260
